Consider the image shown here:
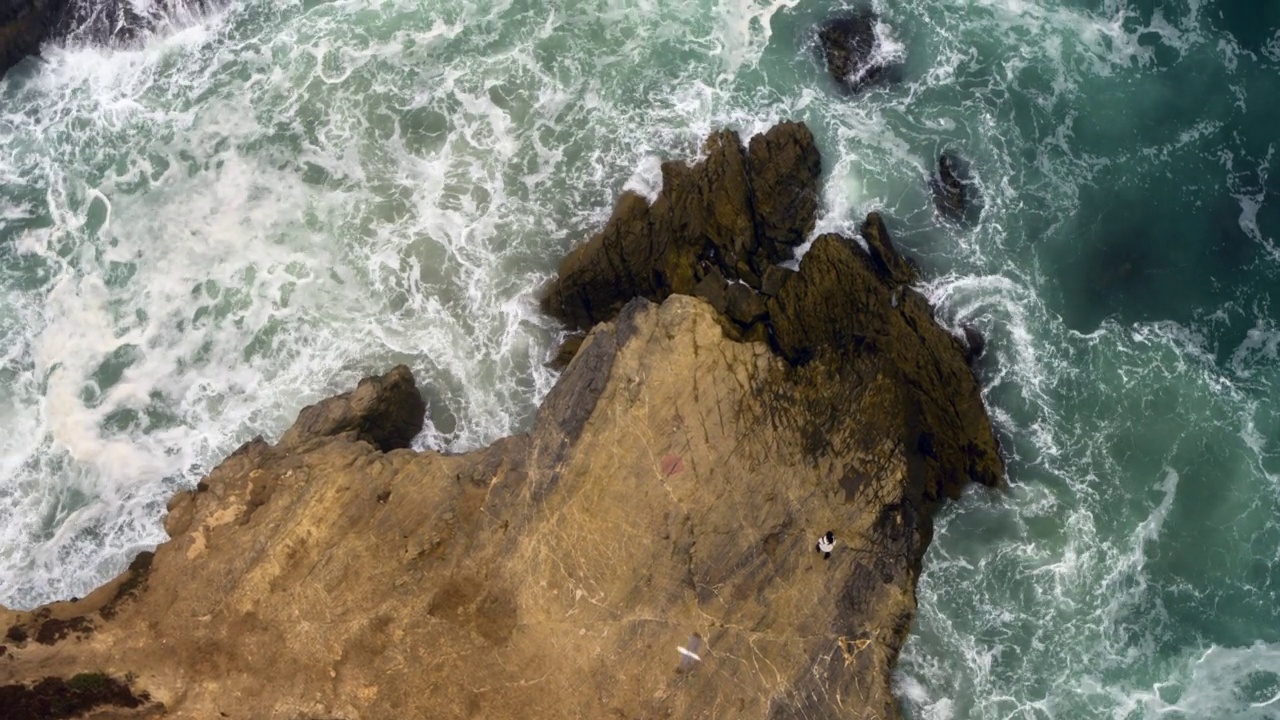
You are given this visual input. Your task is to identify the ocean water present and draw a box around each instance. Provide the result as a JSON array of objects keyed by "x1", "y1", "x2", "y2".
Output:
[{"x1": 1, "y1": 0, "x2": 1277, "y2": 717}]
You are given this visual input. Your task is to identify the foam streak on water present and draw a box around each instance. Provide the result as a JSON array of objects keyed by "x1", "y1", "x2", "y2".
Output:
[{"x1": 2, "y1": 1, "x2": 1279, "y2": 717}]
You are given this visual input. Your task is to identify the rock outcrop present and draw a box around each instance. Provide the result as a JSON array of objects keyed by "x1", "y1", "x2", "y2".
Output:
[
  {"x1": 1, "y1": 0, "x2": 209, "y2": 77},
  {"x1": 0, "y1": 123, "x2": 1003, "y2": 719},
  {"x1": 817, "y1": 9, "x2": 904, "y2": 95},
  {"x1": 541, "y1": 121, "x2": 821, "y2": 333},
  {"x1": 0, "y1": 0, "x2": 65, "y2": 76},
  {"x1": 929, "y1": 151, "x2": 982, "y2": 225}
]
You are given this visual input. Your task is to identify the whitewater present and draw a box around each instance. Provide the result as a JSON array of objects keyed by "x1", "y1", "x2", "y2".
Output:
[{"x1": 1, "y1": 0, "x2": 1278, "y2": 717}]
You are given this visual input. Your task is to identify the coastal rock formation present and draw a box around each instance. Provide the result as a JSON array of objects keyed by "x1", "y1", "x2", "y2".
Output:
[
  {"x1": 0, "y1": 123, "x2": 1003, "y2": 719},
  {"x1": 0, "y1": 0, "x2": 208, "y2": 77},
  {"x1": 0, "y1": 0, "x2": 65, "y2": 75},
  {"x1": 929, "y1": 151, "x2": 982, "y2": 225},
  {"x1": 817, "y1": 9, "x2": 904, "y2": 95},
  {"x1": 540, "y1": 121, "x2": 821, "y2": 332}
]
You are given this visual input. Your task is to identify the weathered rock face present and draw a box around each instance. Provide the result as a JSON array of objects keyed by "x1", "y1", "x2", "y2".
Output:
[
  {"x1": 0, "y1": 123, "x2": 1003, "y2": 719},
  {"x1": 817, "y1": 9, "x2": 904, "y2": 95}
]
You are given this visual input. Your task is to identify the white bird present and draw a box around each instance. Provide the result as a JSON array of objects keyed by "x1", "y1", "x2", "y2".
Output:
[{"x1": 816, "y1": 530, "x2": 835, "y2": 559}]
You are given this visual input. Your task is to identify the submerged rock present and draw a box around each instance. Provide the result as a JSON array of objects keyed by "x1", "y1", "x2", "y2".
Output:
[
  {"x1": 930, "y1": 150, "x2": 983, "y2": 225},
  {"x1": 817, "y1": 8, "x2": 904, "y2": 94},
  {"x1": 1, "y1": 124, "x2": 1003, "y2": 719}
]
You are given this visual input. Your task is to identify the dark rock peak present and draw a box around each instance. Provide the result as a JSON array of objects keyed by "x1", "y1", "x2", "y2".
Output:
[
  {"x1": 860, "y1": 212, "x2": 917, "y2": 287},
  {"x1": 540, "y1": 121, "x2": 821, "y2": 332},
  {"x1": 962, "y1": 324, "x2": 986, "y2": 364},
  {"x1": 817, "y1": 8, "x2": 905, "y2": 95}
]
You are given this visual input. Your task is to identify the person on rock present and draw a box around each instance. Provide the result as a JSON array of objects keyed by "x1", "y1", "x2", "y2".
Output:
[{"x1": 815, "y1": 530, "x2": 835, "y2": 559}]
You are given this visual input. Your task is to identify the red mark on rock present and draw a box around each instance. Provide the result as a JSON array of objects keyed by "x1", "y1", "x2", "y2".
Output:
[{"x1": 661, "y1": 454, "x2": 685, "y2": 477}]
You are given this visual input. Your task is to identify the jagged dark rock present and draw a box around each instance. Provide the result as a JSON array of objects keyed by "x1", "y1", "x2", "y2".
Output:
[
  {"x1": 278, "y1": 364, "x2": 426, "y2": 452},
  {"x1": 760, "y1": 263, "x2": 795, "y2": 297},
  {"x1": 930, "y1": 150, "x2": 983, "y2": 224},
  {"x1": 747, "y1": 123, "x2": 822, "y2": 251},
  {"x1": 962, "y1": 325, "x2": 986, "y2": 364},
  {"x1": 817, "y1": 8, "x2": 904, "y2": 94},
  {"x1": 540, "y1": 122, "x2": 821, "y2": 331},
  {"x1": 0, "y1": 0, "x2": 65, "y2": 76},
  {"x1": 860, "y1": 211, "x2": 917, "y2": 286},
  {"x1": 725, "y1": 282, "x2": 767, "y2": 326}
]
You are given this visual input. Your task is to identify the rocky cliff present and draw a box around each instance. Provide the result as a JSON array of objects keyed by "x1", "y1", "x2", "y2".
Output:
[{"x1": 0, "y1": 123, "x2": 1002, "y2": 719}]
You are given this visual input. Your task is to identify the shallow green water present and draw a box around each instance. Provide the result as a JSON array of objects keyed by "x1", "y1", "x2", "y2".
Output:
[{"x1": 1, "y1": 0, "x2": 1278, "y2": 716}]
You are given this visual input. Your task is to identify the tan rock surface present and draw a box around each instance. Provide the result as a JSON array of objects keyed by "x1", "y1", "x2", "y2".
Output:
[
  {"x1": 0, "y1": 123, "x2": 1003, "y2": 719},
  {"x1": 0, "y1": 293, "x2": 989, "y2": 720}
]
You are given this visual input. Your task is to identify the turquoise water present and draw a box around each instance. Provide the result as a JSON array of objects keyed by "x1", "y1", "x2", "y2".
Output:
[{"x1": 1, "y1": 0, "x2": 1277, "y2": 717}]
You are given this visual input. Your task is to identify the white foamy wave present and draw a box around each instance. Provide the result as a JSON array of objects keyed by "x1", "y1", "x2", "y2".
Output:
[
  {"x1": 1114, "y1": 642, "x2": 1280, "y2": 719},
  {"x1": 714, "y1": 0, "x2": 801, "y2": 81}
]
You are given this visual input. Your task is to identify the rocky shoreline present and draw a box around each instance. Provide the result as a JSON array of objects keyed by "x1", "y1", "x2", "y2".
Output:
[
  {"x1": 0, "y1": 0, "x2": 211, "y2": 76},
  {"x1": 0, "y1": 122, "x2": 1001, "y2": 719}
]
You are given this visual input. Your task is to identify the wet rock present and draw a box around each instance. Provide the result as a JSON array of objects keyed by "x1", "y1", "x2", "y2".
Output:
[
  {"x1": 860, "y1": 212, "x2": 917, "y2": 286},
  {"x1": 541, "y1": 123, "x2": 821, "y2": 331},
  {"x1": 930, "y1": 151, "x2": 982, "y2": 224},
  {"x1": 760, "y1": 263, "x2": 795, "y2": 297},
  {"x1": 0, "y1": 0, "x2": 65, "y2": 76},
  {"x1": 962, "y1": 325, "x2": 986, "y2": 364},
  {"x1": 278, "y1": 364, "x2": 426, "y2": 452},
  {"x1": 817, "y1": 8, "x2": 904, "y2": 94},
  {"x1": 1, "y1": 0, "x2": 215, "y2": 78},
  {"x1": 747, "y1": 122, "x2": 822, "y2": 252},
  {"x1": 766, "y1": 232, "x2": 1004, "y2": 492}
]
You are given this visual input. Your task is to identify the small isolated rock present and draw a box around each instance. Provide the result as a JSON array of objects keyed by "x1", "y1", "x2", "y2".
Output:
[
  {"x1": 930, "y1": 151, "x2": 982, "y2": 225},
  {"x1": 817, "y1": 8, "x2": 904, "y2": 94},
  {"x1": 962, "y1": 325, "x2": 986, "y2": 364}
]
